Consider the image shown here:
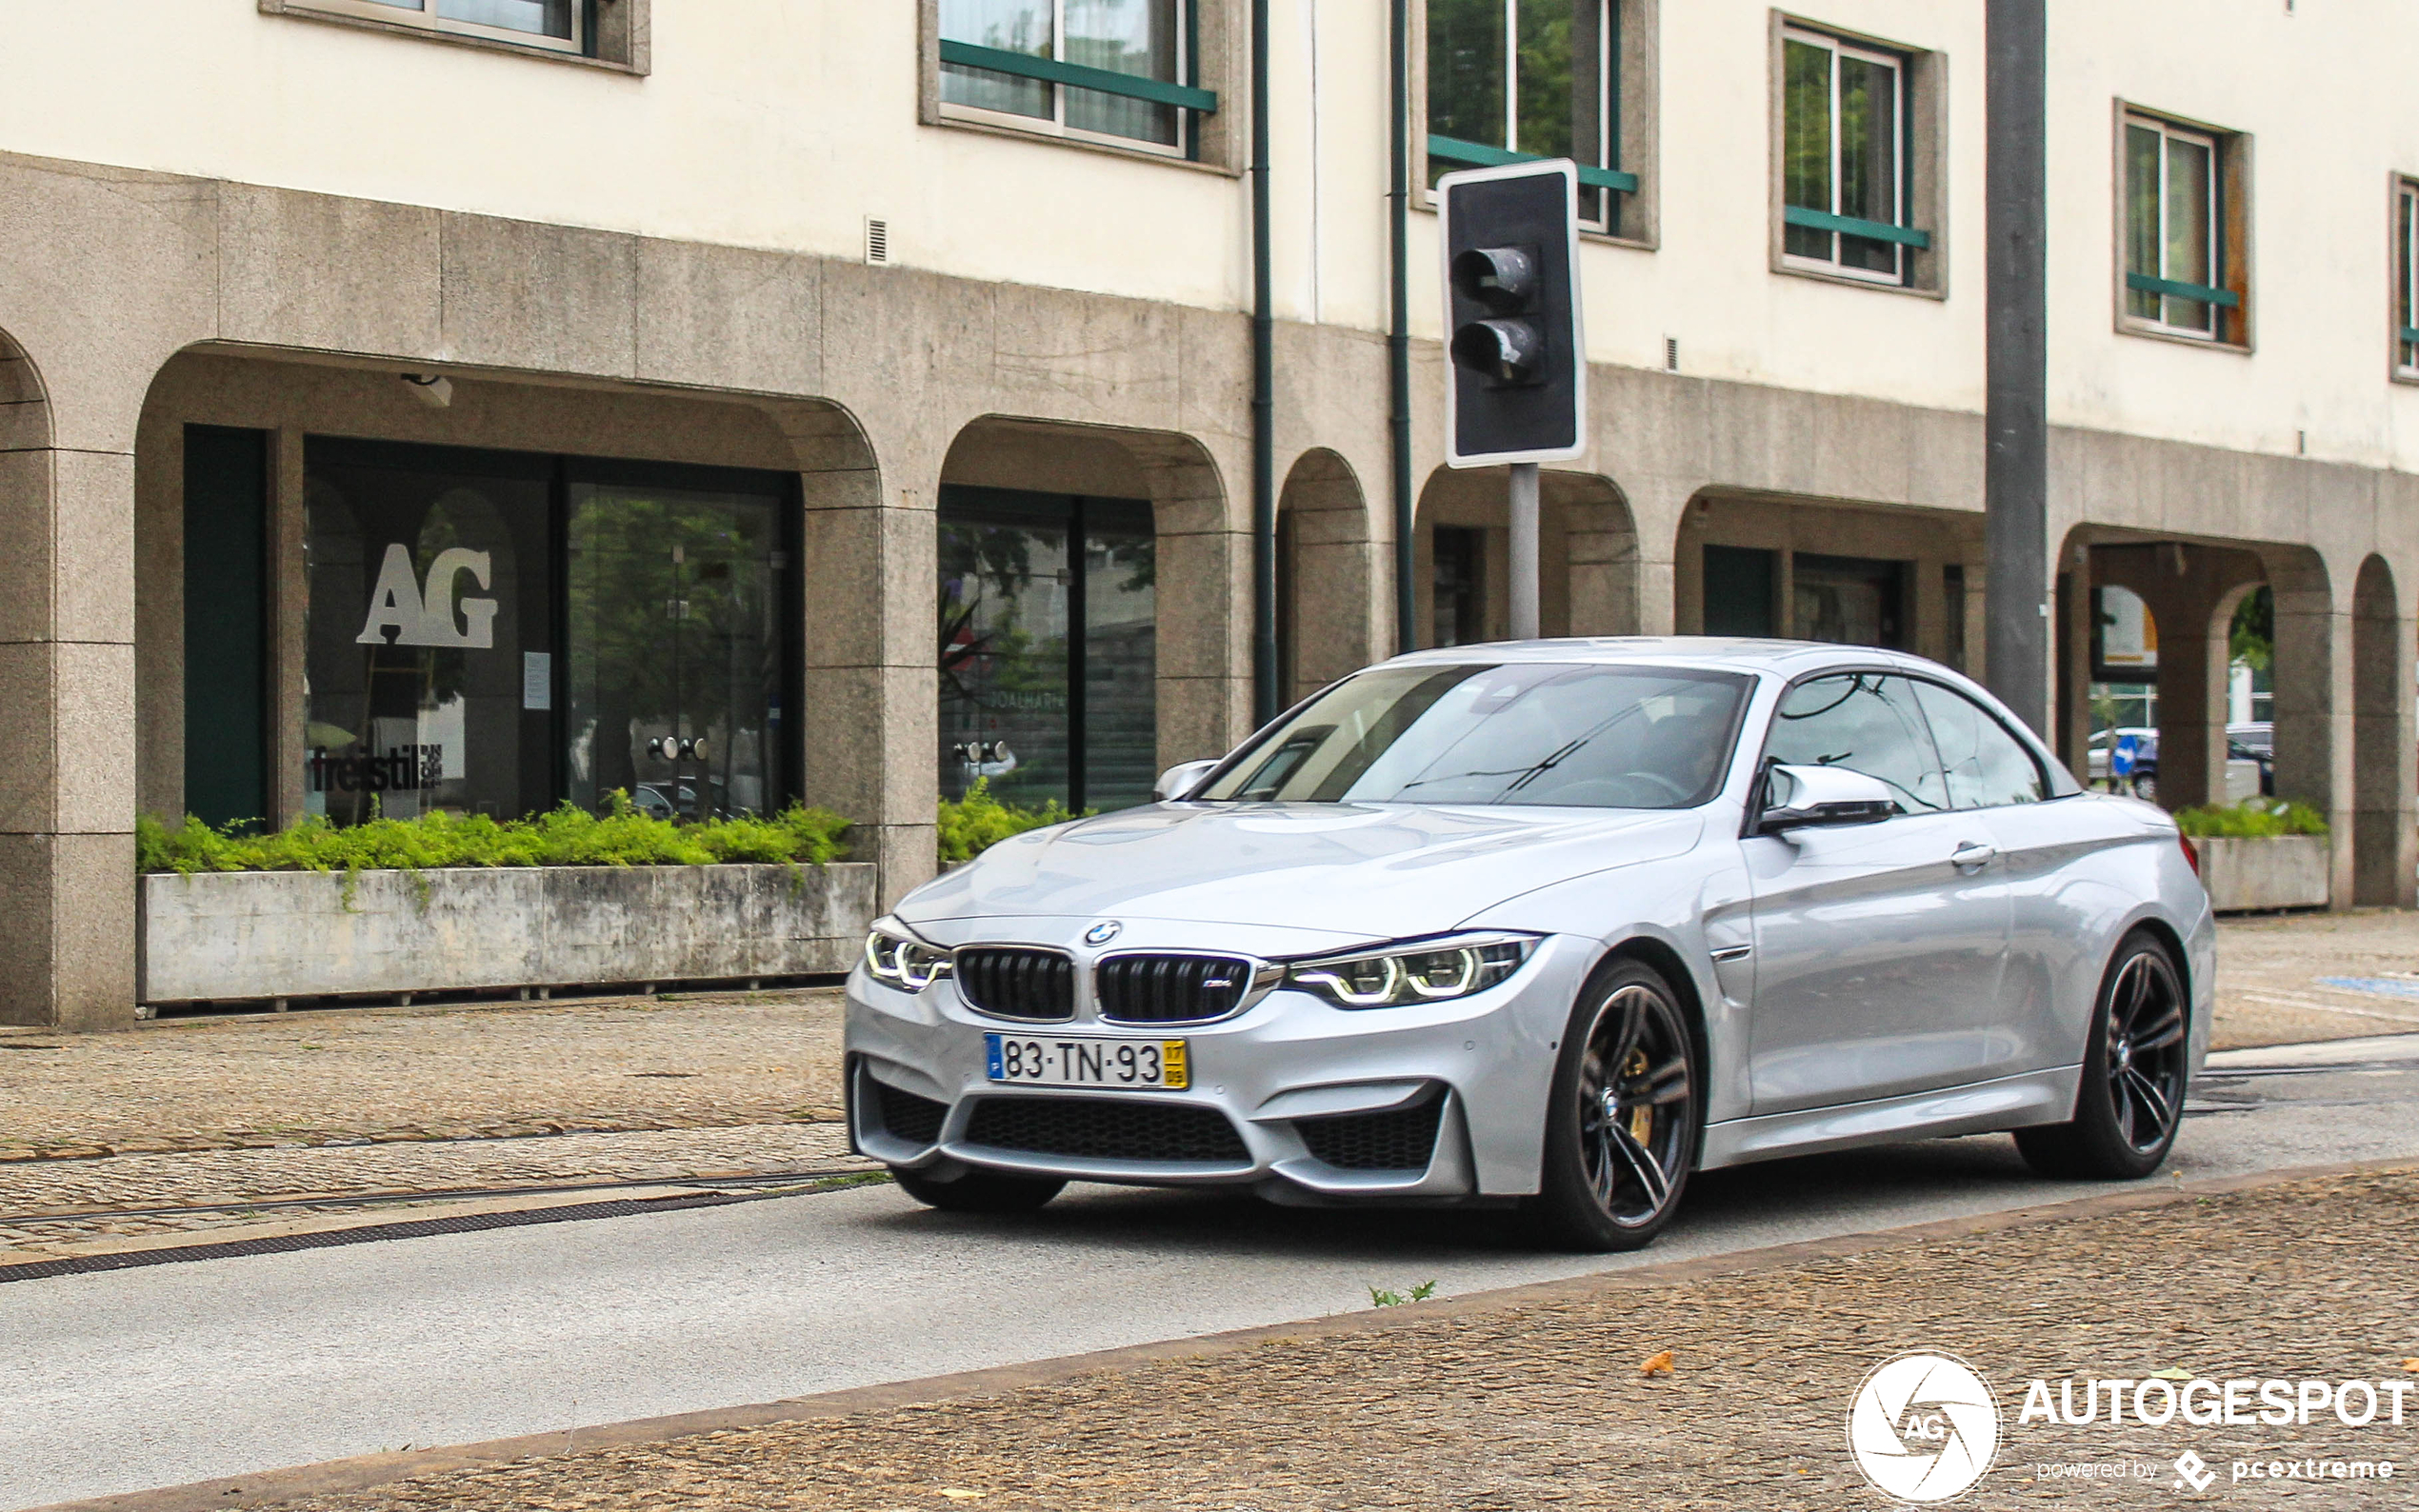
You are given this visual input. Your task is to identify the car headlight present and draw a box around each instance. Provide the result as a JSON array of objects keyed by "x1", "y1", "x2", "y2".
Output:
[
  {"x1": 864, "y1": 923, "x2": 952, "y2": 991},
  {"x1": 1287, "y1": 933, "x2": 1537, "y2": 1009}
]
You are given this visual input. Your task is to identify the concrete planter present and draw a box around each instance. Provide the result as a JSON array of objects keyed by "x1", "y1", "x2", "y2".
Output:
[
  {"x1": 137, "y1": 863, "x2": 877, "y2": 1005},
  {"x1": 2196, "y1": 835, "x2": 2332, "y2": 913}
]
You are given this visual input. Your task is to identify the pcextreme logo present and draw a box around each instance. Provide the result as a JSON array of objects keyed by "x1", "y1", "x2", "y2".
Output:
[{"x1": 1847, "y1": 1351, "x2": 2002, "y2": 1503}]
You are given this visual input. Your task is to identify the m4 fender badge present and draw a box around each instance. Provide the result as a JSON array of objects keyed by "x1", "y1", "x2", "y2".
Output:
[{"x1": 1084, "y1": 921, "x2": 1122, "y2": 945}]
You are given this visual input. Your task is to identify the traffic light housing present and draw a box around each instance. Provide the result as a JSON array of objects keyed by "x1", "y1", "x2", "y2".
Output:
[{"x1": 1438, "y1": 159, "x2": 1587, "y2": 467}]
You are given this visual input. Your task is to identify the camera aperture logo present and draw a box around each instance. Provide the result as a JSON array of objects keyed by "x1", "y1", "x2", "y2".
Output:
[{"x1": 1848, "y1": 1351, "x2": 2002, "y2": 1503}]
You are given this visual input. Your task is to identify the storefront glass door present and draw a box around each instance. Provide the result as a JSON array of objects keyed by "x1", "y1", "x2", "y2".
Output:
[
  {"x1": 938, "y1": 487, "x2": 1155, "y2": 812},
  {"x1": 565, "y1": 468, "x2": 790, "y2": 819}
]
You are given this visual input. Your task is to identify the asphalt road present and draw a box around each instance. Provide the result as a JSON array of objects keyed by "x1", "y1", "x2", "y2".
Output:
[{"x1": 8, "y1": 1036, "x2": 2419, "y2": 1511}]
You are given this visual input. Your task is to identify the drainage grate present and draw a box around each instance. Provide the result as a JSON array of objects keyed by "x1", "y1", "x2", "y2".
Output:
[{"x1": 0, "y1": 1187, "x2": 802, "y2": 1287}]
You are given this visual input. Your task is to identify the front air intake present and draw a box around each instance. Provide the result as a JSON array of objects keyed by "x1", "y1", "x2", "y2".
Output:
[
  {"x1": 1095, "y1": 953, "x2": 1259, "y2": 1024},
  {"x1": 952, "y1": 947, "x2": 1076, "y2": 1021}
]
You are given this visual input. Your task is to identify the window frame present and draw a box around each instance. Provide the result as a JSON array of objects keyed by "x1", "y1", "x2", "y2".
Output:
[
  {"x1": 1777, "y1": 26, "x2": 1912, "y2": 287},
  {"x1": 932, "y1": 0, "x2": 1205, "y2": 163},
  {"x1": 2393, "y1": 175, "x2": 2419, "y2": 382},
  {"x1": 1905, "y1": 675, "x2": 2049, "y2": 812},
  {"x1": 1414, "y1": 0, "x2": 1659, "y2": 248},
  {"x1": 1765, "y1": 13, "x2": 1943, "y2": 298},
  {"x1": 1745, "y1": 667, "x2": 2060, "y2": 834},
  {"x1": 2112, "y1": 103, "x2": 2251, "y2": 350},
  {"x1": 271, "y1": 0, "x2": 585, "y2": 56}
]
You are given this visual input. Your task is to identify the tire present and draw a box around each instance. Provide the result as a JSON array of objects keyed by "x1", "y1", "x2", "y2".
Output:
[
  {"x1": 2016, "y1": 929, "x2": 2189, "y2": 1180},
  {"x1": 1525, "y1": 958, "x2": 1702, "y2": 1252},
  {"x1": 891, "y1": 1164, "x2": 1067, "y2": 1213},
  {"x1": 2129, "y1": 772, "x2": 2157, "y2": 803}
]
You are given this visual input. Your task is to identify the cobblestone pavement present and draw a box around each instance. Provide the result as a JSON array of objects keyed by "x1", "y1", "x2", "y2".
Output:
[
  {"x1": 0, "y1": 1123, "x2": 871, "y2": 1252},
  {"x1": 260, "y1": 1166, "x2": 2416, "y2": 1512},
  {"x1": 2210, "y1": 909, "x2": 2419, "y2": 1049},
  {"x1": 0, "y1": 988, "x2": 847, "y2": 1161}
]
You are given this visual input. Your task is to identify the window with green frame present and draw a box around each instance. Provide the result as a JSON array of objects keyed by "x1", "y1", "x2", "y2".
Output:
[
  {"x1": 939, "y1": 0, "x2": 1209, "y2": 157},
  {"x1": 1780, "y1": 28, "x2": 1927, "y2": 286},
  {"x1": 2122, "y1": 112, "x2": 2241, "y2": 342},
  {"x1": 1427, "y1": 0, "x2": 1632, "y2": 231},
  {"x1": 2396, "y1": 179, "x2": 2419, "y2": 375}
]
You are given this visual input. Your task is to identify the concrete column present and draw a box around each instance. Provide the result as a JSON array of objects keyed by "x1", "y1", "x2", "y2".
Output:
[
  {"x1": 2269, "y1": 562, "x2": 2353, "y2": 908},
  {"x1": 774, "y1": 403, "x2": 935, "y2": 911},
  {"x1": 2349, "y1": 560, "x2": 2416, "y2": 907},
  {"x1": 1625, "y1": 478, "x2": 1697, "y2": 638},
  {"x1": 0, "y1": 346, "x2": 136, "y2": 1029},
  {"x1": 1148, "y1": 443, "x2": 1249, "y2": 767},
  {"x1": 269, "y1": 427, "x2": 309, "y2": 828}
]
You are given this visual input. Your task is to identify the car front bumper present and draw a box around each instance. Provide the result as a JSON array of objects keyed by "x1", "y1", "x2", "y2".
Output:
[{"x1": 843, "y1": 928, "x2": 1602, "y2": 1204}]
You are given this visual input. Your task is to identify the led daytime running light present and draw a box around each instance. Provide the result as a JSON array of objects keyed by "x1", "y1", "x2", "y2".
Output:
[
  {"x1": 1289, "y1": 934, "x2": 1534, "y2": 1009},
  {"x1": 864, "y1": 925, "x2": 951, "y2": 991}
]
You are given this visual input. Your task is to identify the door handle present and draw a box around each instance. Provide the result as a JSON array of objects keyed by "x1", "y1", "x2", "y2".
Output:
[{"x1": 1949, "y1": 841, "x2": 1997, "y2": 870}]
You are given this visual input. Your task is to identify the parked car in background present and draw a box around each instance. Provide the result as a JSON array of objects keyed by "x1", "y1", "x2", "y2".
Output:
[
  {"x1": 2087, "y1": 724, "x2": 2268, "y2": 804},
  {"x1": 850, "y1": 640, "x2": 2213, "y2": 1253}
]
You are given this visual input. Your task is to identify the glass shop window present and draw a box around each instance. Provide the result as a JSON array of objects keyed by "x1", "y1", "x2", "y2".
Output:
[{"x1": 302, "y1": 438, "x2": 795, "y2": 826}]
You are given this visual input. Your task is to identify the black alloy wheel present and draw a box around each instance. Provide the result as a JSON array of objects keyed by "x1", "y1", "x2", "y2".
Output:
[
  {"x1": 2017, "y1": 929, "x2": 2189, "y2": 1180},
  {"x1": 892, "y1": 1164, "x2": 1067, "y2": 1214},
  {"x1": 1529, "y1": 959, "x2": 1701, "y2": 1251}
]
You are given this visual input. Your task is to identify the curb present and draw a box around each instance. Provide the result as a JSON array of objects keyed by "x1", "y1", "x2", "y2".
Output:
[{"x1": 27, "y1": 1151, "x2": 2418, "y2": 1512}]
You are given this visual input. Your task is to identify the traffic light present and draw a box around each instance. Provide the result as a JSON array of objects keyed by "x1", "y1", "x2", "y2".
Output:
[{"x1": 1437, "y1": 159, "x2": 1587, "y2": 467}]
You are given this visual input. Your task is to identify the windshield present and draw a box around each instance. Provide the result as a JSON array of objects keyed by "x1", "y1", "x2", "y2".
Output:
[{"x1": 1194, "y1": 663, "x2": 1751, "y2": 808}]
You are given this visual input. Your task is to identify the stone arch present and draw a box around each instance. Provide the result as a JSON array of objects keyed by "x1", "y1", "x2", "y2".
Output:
[
  {"x1": 1411, "y1": 465, "x2": 1637, "y2": 646},
  {"x1": 2351, "y1": 554, "x2": 2413, "y2": 905},
  {"x1": 935, "y1": 415, "x2": 1235, "y2": 809},
  {"x1": 1274, "y1": 448, "x2": 1377, "y2": 703}
]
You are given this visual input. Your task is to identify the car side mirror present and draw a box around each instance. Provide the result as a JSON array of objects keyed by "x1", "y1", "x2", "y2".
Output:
[
  {"x1": 1153, "y1": 759, "x2": 1221, "y2": 803},
  {"x1": 1758, "y1": 763, "x2": 1898, "y2": 833}
]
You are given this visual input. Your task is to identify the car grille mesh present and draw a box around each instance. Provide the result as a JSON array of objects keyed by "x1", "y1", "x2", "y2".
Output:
[
  {"x1": 953, "y1": 947, "x2": 1075, "y2": 1021},
  {"x1": 965, "y1": 1097, "x2": 1250, "y2": 1164},
  {"x1": 872, "y1": 1080, "x2": 948, "y2": 1146},
  {"x1": 1294, "y1": 1095, "x2": 1446, "y2": 1172},
  {"x1": 1095, "y1": 954, "x2": 1257, "y2": 1024}
]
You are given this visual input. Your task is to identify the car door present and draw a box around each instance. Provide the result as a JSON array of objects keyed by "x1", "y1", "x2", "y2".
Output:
[
  {"x1": 1908, "y1": 677, "x2": 2093, "y2": 1081},
  {"x1": 1745, "y1": 672, "x2": 2012, "y2": 1115}
]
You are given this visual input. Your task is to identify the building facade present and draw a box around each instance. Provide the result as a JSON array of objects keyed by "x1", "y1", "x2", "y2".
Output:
[{"x1": 1, "y1": 0, "x2": 2410, "y2": 1030}]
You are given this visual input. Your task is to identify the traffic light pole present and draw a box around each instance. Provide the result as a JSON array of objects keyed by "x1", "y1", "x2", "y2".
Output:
[{"x1": 1509, "y1": 462, "x2": 1540, "y2": 639}]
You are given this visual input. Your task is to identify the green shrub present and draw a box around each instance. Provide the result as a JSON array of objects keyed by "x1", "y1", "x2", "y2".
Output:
[
  {"x1": 938, "y1": 779, "x2": 1077, "y2": 865},
  {"x1": 136, "y1": 795, "x2": 851, "y2": 877},
  {"x1": 2172, "y1": 798, "x2": 2329, "y2": 839}
]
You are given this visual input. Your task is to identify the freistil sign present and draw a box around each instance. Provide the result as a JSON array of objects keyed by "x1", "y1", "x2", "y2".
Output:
[{"x1": 355, "y1": 543, "x2": 500, "y2": 649}]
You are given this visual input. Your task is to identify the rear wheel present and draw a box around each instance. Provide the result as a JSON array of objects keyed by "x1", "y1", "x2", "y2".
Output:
[
  {"x1": 2016, "y1": 930, "x2": 2189, "y2": 1179},
  {"x1": 1526, "y1": 959, "x2": 1701, "y2": 1251},
  {"x1": 891, "y1": 1165, "x2": 1067, "y2": 1213}
]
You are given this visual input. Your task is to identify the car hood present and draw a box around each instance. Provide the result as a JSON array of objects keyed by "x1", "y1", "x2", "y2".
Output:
[{"x1": 896, "y1": 803, "x2": 1705, "y2": 945}]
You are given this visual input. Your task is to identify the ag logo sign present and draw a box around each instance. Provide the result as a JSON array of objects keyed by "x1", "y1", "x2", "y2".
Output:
[
  {"x1": 1847, "y1": 1351, "x2": 2000, "y2": 1503},
  {"x1": 356, "y1": 543, "x2": 499, "y2": 649}
]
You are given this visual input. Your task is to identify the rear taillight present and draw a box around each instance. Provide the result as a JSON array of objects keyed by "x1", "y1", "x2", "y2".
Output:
[{"x1": 2178, "y1": 833, "x2": 2201, "y2": 877}]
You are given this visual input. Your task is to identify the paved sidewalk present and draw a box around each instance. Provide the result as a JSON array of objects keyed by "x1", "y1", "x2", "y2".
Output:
[
  {"x1": 2208, "y1": 909, "x2": 2419, "y2": 1049},
  {"x1": 170, "y1": 1164, "x2": 2416, "y2": 1512},
  {"x1": 0, "y1": 988, "x2": 847, "y2": 1161}
]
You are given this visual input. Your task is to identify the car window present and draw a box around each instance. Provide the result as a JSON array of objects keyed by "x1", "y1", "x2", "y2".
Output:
[
  {"x1": 1910, "y1": 680, "x2": 2046, "y2": 809},
  {"x1": 1761, "y1": 673, "x2": 1947, "y2": 815},
  {"x1": 1193, "y1": 662, "x2": 1751, "y2": 808}
]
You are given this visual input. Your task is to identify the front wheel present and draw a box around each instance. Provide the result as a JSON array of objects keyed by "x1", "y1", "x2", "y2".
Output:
[
  {"x1": 1526, "y1": 959, "x2": 1701, "y2": 1252},
  {"x1": 891, "y1": 1164, "x2": 1067, "y2": 1213},
  {"x1": 2016, "y1": 929, "x2": 2189, "y2": 1180}
]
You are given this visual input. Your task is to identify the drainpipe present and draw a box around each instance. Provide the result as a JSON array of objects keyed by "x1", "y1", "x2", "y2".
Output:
[
  {"x1": 1249, "y1": 0, "x2": 1278, "y2": 726},
  {"x1": 1388, "y1": 0, "x2": 1415, "y2": 654}
]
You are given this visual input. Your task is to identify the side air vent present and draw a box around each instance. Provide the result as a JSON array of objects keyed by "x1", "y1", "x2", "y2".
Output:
[
  {"x1": 872, "y1": 1080, "x2": 948, "y2": 1146},
  {"x1": 1294, "y1": 1094, "x2": 1446, "y2": 1172},
  {"x1": 952, "y1": 947, "x2": 1076, "y2": 1022}
]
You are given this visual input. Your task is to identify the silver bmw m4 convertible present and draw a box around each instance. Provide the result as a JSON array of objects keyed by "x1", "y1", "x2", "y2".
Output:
[{"x1": 847, "y1": 638, "x2": 2212, "y2": 1250}]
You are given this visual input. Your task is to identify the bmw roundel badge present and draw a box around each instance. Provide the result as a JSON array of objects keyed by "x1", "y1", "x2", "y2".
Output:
[{"x1": 1084, "y1": 921, "x2": 1123, "y2": 945}]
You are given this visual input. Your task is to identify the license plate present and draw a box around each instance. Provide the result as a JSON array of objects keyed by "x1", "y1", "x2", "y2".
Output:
[{"x1": 985, "y1": 1033, "x2": 1190, "y2": 1090}]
